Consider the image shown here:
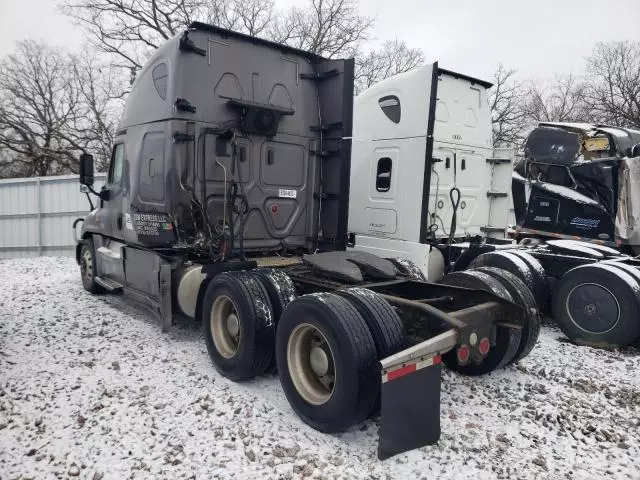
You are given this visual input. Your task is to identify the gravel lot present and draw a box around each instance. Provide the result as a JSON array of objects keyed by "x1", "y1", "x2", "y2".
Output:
[{"x1": 1, "y1": 256, "x2": 639, "y2": 480}]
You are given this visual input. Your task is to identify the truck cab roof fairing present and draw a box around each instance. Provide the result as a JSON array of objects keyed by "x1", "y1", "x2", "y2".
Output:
[
  {"x1": 117, "y1": 23, "x2": 343, "y2": 132},
  {"x1": 437, "y1": 68, "x2": 493, "y2": 90},
  {"x1": 187, "y1": 22, "x2": 329, "y2": 62}
]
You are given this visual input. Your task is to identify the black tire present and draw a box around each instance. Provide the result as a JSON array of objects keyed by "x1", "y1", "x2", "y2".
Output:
[
  {"x1": 275, "y1": 293, "x2": 379, "y2": 433},
  {"x1": 505, "y1": 249, "x2": 550, "y2": 311},
  {"x1": 437, "y1": 271, "x2": 521, "y2": 375},
  {"x1": 600, "y1": 260, "x2": 640, "y2": 285},
  {"x1": 251, "y1": 268, "x2": 298, "y2": 372},
  {"x1": 79, "y1": 237, "x2": 104, "y2": 294},
  {"x1": 468, "y1": 251, "x2": 541, "y2": 305},
  {"x1": 334, "y1": 287, "x2": 407, "y2": 416},
  {"x1": 551, "y1": 264, "x2": 640, "y2": 348},
  {"x1": 472, "y1": 266, "x2": 541, "y2": 364},
  {"x1": 202, "y1": 271, "x2": 275, "y2": 381},
  {"x1": 387, "y1": 257, "x2": 427, "y2": 281},
  {"x1": 334, "y1": 287, "x2": 407, "y2": 359},
  {"x1": 252, "y1": 268, "x2": 298, "y2": 323}
]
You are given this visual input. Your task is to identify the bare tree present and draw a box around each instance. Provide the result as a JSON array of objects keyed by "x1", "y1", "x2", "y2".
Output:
[
  {"x1": 0, "y1": 40, "x2": 122, "y2": 178},
  {"x1": 61, "y1": 0, "x2": 422, "y2": 98},
  {"x1": 489, "y1": 63, "x2": 527, "y2": 148},
  {"x1": 0, "y1": 40, "x2": 81, "y2": 177},
  {"x1": 224, "y1": 0, "x2": 274, "y2": 36},
  {"x1": 584, "y1": 40, "x2": 640, "y2": 128},
  {"x1": 60, "y1": 0, "x2": 211, "y2": 69},
  {"x1": 69, "y1": 51, "x2": 127, "y2": 172},
  {"x1": 268, "y1": 0, "x2": 374, "y2": 58},
  {"x1": 354, "y1": 39, "x2": 424, "y2": 94},
  {"x1": 521, "y1": 74, "x2": 589, "y2": 124},
  {"x1": 61, "y1": 0, "x2": 372, "y2": 69}
]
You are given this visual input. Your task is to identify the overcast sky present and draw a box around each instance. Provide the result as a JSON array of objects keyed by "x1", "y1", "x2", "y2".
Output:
[{"x1": 1, "y1": 0, "x2": 639, "y2": 82}]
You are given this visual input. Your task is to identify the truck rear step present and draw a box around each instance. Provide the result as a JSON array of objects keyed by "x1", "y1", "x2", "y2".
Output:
[{"x1": 94, "y1": 276, "x2": 123, "y2": 293}]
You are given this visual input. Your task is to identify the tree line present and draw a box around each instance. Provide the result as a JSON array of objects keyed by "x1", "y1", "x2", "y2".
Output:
[
  {"x1": 491, "y1": 41, "x2": 640, "y2": 148},
  {"x1": 0, "y1": 0, "x2": 638, "y2": 178}
]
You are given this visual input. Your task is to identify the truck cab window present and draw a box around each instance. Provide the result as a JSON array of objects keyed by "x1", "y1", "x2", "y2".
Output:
[
  {"x1": 152, "y1": 62, "x2": 168, "y2": 100},
  {"x1": 376, "y1": 157, "x2": 392, "y2": 192},
  {"x1": 109, "y1": 144, "x2": 125, "y2": 185},
  {"x1": 378, "y1": 95, "x2": 401, "y2": 124}
]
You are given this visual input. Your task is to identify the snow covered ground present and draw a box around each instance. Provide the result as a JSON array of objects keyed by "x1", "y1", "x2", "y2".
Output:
[{"x1": 0, "y1": 257, "x2": 638, "y2": 480}]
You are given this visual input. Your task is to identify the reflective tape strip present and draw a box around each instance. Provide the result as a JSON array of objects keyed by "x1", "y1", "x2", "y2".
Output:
[{"x1": 381, "y1": 355, "x2": 442, "y2": 383}]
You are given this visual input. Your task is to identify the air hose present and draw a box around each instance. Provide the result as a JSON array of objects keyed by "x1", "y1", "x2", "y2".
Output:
[{"x1": 447, "y1": 186, "x2": 461, "y2": 246}]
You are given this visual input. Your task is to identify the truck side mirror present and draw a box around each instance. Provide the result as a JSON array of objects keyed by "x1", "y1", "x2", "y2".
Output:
[{"x1": 79, "y1": 153, "x2": 95, "y2": 186}]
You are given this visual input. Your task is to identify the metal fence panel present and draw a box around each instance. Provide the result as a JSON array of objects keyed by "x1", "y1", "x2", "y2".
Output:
[{"x1": 0, "y1": 174, "x2": 106, "y2": 259}]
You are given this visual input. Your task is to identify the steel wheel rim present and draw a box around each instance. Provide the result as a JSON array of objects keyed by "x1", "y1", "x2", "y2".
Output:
[
  {"x1": 287, "y1": 323, "x2": 335, "y2": 406},
  {"x1": 81, "y1": 248, "x2": 93, "y2": 283},
  {"x1": 566, "y1": 282, "x2": 620, "y2": 334},
  {"x1": 211, "y1": 295, "x2": 241, "y2": 358}
]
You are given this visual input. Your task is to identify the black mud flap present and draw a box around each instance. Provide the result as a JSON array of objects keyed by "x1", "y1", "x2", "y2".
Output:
[{"x1": 377, "y1": 355, "x2": 442, "y2": 460}]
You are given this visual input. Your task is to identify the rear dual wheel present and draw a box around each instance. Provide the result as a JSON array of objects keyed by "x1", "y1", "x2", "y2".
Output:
[
  {"x1": 468, "y1": 250, "x2": 549, "y2": 312},
  {"x1": 203, "y1": 271, "x2": 406, "y2": 433},
  {"x1": 437, "y1": 270, "x2": 522, "y2": 375},
  {"x1": 472, "y1": 266, "x2": 541, "y2": 363},
  {"x1": 203, "y1": 271, "x2": 276, "y2": 381},
  {"x1": 276, "y1": 288, "x2": 406, "y2": 432},
  {"x1": 202, "y1": 268, "x2": 299, "y2": 379},
  {"x1": 276, "y1": 292, "x2": 380, "y2": 433},
  {"x1": 552, "y1": 263, "x2": 640, "y2": 348}
]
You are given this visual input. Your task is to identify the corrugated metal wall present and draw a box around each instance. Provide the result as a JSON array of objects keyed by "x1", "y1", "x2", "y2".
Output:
[{"x1": 0, "y1": 174, "x2": 106, "y2": 259}]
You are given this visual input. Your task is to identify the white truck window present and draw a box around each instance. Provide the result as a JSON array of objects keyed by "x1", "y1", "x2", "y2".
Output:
[{"x1": 376, "y1": 157, "x2": 393, "y2": 192}]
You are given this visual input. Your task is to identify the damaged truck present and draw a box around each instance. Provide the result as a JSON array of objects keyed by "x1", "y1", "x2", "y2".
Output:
[
  {"x1": 73, "y1": 23, "x2": 541, "y2": 459},
  {"x1": 512, "y1": 121, "x2": 640, "y2": 255}
]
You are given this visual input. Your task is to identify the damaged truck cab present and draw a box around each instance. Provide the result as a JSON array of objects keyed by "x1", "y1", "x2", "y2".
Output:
[
  {"x1": 74, "y1": 23, "x2": 540, "y2": 459},
  {"x1": 513, "y1": 122, "x2": 640, "y2": 254}
]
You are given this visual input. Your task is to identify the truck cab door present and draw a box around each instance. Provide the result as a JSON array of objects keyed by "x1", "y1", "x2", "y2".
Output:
[
  {"x1": 94, "y1": 143, "x2": 127, "y2": 282},
  {"x1": 349, "y1": 63, "x2": 439, "y2": 245}
]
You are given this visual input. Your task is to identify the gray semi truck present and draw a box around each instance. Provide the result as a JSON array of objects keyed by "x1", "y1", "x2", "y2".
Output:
[{"x1": 73, "y1": 22, "x2": 540, "y2": 459}]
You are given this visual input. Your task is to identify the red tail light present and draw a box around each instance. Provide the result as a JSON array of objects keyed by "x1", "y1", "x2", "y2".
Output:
[
  {"x1": 478, "y1": 337, "x2": 490, "y2": 355},
  {"x1": 457, "y1": 344, "x2": 470, "y2": 363}
]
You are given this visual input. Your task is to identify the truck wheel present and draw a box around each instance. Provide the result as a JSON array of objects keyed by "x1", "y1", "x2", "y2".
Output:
[
  {"x1": 472, "y1": 266, "x2": 541, "y2": 364},
  {"x1": 387, "y1": 257, "x2": 427, "y2": 281},
  {"x1": 203, "y1": 272, "x2": 275, "y2": 381},
  {"x1": 275, "y1": 292, "x2": 378, "y2": 433},
  {"x1": 552, "y1": 264, "x2": 640, "y2": 348},
  {"x1": 334, "y1": 287, "x2": 407, "y2": 359},
  {"x1": 252, "y1": 268, "x2": 298, "y2": 372},
  {"x1": 468, "y1": 251, "x2": 542, "y2": 306},
  {"x1": 600, "y1": 260, "x2": 640, "y2": 285},
  {"x1": 504, "y1": 249, "x2": 549, "y2": 311},
  {"x1": 79, "y1": 238, "x2": 104, "y2": 294},
  {"x1": 437, "y1": 271, "x2": 521, "y2": 374},
  {"x1": 334, "y1": 287, "x2": 406, "y2": 415},
  {"x1": 252, "y1": 268, "x2": 298, "y2": 323}
]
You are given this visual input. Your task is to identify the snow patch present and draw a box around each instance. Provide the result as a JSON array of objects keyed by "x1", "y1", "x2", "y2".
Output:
[{"x1": 0, "y1": 257, "x2": 638, "y2": 479}]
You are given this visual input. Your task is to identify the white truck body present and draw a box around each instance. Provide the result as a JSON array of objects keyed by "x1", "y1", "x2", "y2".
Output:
[{"x1": 347, "y1": 63, "x2": 515, "y2": 280}]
